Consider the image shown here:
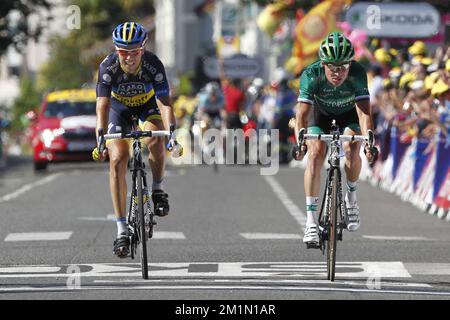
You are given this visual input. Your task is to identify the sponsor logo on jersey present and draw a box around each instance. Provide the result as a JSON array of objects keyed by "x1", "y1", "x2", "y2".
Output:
[
  {"x1": 112, "y1": 89, "x2": 155, "y2": 107},
  {"x1": 102, "y1": 74, "x2": 112, "y2": 84},
  {"x1": 142, "y1": 60, "x2": 158, "y2": 74},
  {"x1": 155, "y1": 73, "x2": 164, "y2": 83},
  {"x1": 107, "y1": 59, "x2": 119, "y2": 74},
  {"x1": 117, "y1": 82, "x2": 146, "y2": 96}
]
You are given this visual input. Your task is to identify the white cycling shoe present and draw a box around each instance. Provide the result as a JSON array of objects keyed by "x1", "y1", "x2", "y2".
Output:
[
  {"x1": 346, "y1": 201, "x2": 360, "y2": 232},
  {"x1": 303, "y1": 224, "x2": 319, "y2": 247}
]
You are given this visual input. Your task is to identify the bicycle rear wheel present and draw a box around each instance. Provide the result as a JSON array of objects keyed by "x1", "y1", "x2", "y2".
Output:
[
  {"x1": 327, "y1": 168, "x2": 339, "y2": 281},
  {"x1": 136, "y1": 170, "x2": 148, "y2": 279}
]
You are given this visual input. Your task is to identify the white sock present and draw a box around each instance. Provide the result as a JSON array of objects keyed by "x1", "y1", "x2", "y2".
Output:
[
  {"x1": 346, "y1": 179, "x2": 358, "y2": 203},
  {"x1": 116, "y1": 217, "x2": 128, "y2": 236},
  {"x1": 152, "y1": 178, "x2": 164, "y2": 191},
  {"x1": 306, "y1": 197, "x2": 319, "y2": 226}
]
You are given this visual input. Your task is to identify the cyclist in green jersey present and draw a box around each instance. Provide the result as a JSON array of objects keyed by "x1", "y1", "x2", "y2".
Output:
[{"x1": 292, "y1": 32, "x2": 378, "y2": 247}]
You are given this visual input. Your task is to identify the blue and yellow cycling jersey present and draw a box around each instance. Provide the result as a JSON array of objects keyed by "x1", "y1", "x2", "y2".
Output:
[{"x1": 96, "y1": 51, "x2": 170, "y2": 107}]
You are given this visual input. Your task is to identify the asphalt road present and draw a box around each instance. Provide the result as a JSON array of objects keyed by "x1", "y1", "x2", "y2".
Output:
[{"x1": 0, "y1": 156, "x2": 449, "y2": 304}]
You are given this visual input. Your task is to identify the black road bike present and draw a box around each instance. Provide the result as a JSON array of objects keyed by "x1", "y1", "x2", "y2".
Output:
[
  {"x1": 100, "y1": 116, "x2": 171, "y2": 279},
  {"x1": 297, "y1": 121, "x2": 374, "y2": 281}
]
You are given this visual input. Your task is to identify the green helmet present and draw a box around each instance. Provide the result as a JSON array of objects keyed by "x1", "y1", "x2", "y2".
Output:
[{"x1": 318, "y1": 32, "x2": 354, "y2": 63}]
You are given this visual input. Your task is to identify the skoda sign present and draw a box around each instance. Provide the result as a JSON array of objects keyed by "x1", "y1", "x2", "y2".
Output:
[{"x1": 346, "y1": 2, "x2": 440, "y2": 38}]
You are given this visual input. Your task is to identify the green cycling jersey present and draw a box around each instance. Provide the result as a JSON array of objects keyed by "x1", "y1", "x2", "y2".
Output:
[{"x1": 297, "y1": 60, "x2": 370, "y2": 115}]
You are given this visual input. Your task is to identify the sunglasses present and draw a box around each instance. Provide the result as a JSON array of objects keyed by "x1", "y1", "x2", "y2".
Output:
[
  {"x1": 324, "y1": 62, "x2": 350, "y2": 72},
  {"x1": 115, "y1": 46, "x2": 144, "y2": 57}
]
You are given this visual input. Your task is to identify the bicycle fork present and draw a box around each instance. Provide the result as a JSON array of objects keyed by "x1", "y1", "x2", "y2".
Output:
[{"x1": 318, "y1": 166, "x2": 347, "y2": 253}]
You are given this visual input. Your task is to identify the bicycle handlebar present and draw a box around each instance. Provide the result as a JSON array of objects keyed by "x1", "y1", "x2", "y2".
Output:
[
  {"x1": 298, "y1": 128, "x2": 374, "y2": 146},
  {"x1": 103, "y1": 130, "x2": 171, "y2": 140}
]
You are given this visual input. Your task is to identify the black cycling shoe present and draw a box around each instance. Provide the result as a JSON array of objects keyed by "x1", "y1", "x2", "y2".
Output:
[
  {"x1": 113, "y1": 233, "x2": 130, "y2": 258},
  {"x1": 152, "y1": 190, "x2": 169, "y2": 217}
]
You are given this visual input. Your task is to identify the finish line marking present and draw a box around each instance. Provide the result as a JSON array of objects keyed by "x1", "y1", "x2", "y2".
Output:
[{"x1": 0, "y1": 261, "x2": 410, "y2": 279}]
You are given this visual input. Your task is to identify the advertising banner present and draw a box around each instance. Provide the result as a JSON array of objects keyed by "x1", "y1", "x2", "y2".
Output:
[{"x1": 346, "y1": 2, "x2": 440, "y2": 38}]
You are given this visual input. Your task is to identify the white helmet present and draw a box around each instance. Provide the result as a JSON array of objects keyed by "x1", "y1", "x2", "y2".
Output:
[
  {"x1": 252, "y1": 77, "x2": 264, "y2": 88},
  {"x1": 205, "y1": 82, "x2": 220, "y2": 94}
]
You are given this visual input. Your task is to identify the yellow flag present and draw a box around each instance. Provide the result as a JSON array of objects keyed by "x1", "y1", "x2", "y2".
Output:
[
  {"x1": 294, "y1": 0, "x2": 349, "y2": 57},
  {"x1": 256, "y1": 2, "x2": 289, "y2": 37}
]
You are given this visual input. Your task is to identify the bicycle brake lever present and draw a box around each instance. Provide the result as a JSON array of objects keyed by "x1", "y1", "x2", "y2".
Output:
[
  {"x1": 97, "y1": 128, "x2": 105, "y2": 153},
  {"x1": 367, "y1": 130, "x2": 374, "y2": 148},
  {"x1": 298, "y1": 128, "x2": 306, "y2": 147}
]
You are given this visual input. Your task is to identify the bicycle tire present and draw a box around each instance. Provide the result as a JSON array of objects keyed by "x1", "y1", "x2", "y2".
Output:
[
  {"x1": 327, "y1": 168, "x2": 338, "y2": 281},
  {"x1": 137, "y1": 170, "x2": 149, "y2": 279}
]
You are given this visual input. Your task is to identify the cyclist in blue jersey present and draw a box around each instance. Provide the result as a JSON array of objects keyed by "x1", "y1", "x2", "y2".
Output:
[
  {"x1": 93, "y1": 22, "x2": 182, "y2": 257},
  {"x1": 197, "y1": 81, "x2": 225, "y2": 134},
  {"x1": 293, "y1": 32, "x2": 378, "y2": 247}
]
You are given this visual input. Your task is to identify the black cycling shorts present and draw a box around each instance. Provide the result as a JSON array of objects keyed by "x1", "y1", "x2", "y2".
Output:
[
  {"x1": 107, "y1": 98, "x2": 161, "y2": 134},
  {"x1": 308, "y1": 107, "x2": 360, "y2": 134}
]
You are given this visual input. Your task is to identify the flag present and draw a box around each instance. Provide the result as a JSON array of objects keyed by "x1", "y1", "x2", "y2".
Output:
[
  {"x1": 256, "y1": 2, "x2": 289, "y2": 37},
  {"x1": 288, "y1": 0, "x2": 351, "y2": 74}
]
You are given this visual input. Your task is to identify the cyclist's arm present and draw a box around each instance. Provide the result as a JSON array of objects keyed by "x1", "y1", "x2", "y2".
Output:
[
  {"x1": 96, "y1": 58, "x2": 113, "y2": 139},
  {"x1": 295, "y1": 68, "x2": 316, "y2": 141},
  {"x1": 355, "y1": 99, "x2": 373, "y2": 136},
  {"x1": 157, "y1": 96, "x2": 177, "y2": 130},
  {"x1": 96, "y1": 97, "x2": 110, "y2": 140},
  {"x1": 353, "y1": 64, "x2": 373, "y2": 136},
  {"x1": 294, "y1": 102, "x2": 311, "y2": 143}
]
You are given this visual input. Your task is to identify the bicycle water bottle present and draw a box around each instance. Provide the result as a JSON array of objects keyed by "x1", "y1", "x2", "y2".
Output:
[{"x1": 171, "y1": 142, "x2": 183, "y2": 158}]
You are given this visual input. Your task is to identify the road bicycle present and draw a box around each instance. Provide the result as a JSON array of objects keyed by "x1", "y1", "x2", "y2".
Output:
[
  {"x1": 100, "y1": 116, "x2": 171, "y2": 279},
  {"x1": 297, "y1": 121, "x2": 374, "y2": 281}
]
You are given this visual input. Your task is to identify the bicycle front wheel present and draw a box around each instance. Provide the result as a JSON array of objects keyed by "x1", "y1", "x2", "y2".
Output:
[
  {"x1": 136, "y1": 170, "x2": 148, "y2": 279},
  {"x1": 327, "y1": 168, "x2": 339, "y2": 282}
]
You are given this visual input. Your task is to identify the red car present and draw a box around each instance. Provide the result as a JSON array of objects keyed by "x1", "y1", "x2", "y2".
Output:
[{"x1": 31, "y1": 89, "x2": 97, "y2": 170}]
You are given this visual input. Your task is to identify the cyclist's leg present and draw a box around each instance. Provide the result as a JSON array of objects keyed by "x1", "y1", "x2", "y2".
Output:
[
  {"x1": 304, "y1": 131, "x2": 327, "y2": 223},
  {"x1": 108, "y1": 139, "x2": 130, "y2": 223},
  {"x1": 342, "y1": 126, "x2": 362, "y2": 190},
  {"x1": 142, "y1": 118, "x2": 165, "y2": 190},
  {"x1": 303, "y1": 109, "x2": 328, "y2": 245},
  {"x1": 108, "y1": 103, "x2": 132, "y2": 256},
  {"x1": 339, "y1": 109, "x2": 362, "y2": 231},
  {"x1": 305, "y1": 108, "x2": 330, "y2": 204},
  {"x1": 201, "y1": 112, "x2": 212, "y2": 134},
  {"x1": 108, "y1": 104, "x2": 132, "y2": 232},
  {"x1": 340, "y1": 109, "x2": 362, "y2": 202},
  {"x1": 140, "y1": 108, "x2": 169, "y2": 216}
]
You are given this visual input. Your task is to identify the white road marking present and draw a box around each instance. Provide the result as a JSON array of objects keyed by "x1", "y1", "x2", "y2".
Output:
[
  {"x1": 0, "y1": 261, "x2": 410, "y2": 278},
  {"x1": 0, "y1": 266, "x2": 61, "y2": 273},
  {"x1": 93, "y1": 278, "x2": 431, "y2": 288},
  {"x1": 78, "y1": 214, "x2": 116, "y2": 221},
  {"x1": 0, "y1": 173, "x2": 62, "y2": 203},
  {"x1": 4, "y1": 232, "x2": 73, "y2": 242},
  {"x1": 241, "y1": 233, "x2": 302, "y2": 240},
  {"x1": 405, "y1": 263, "x2": 450, "y2": 275},
  {"x1": 1, "y1": 285, "x2": 449, "y2": 296},
  {"x1": 363, "y1": 235, "x2": 438, "y2": 241},
  {"x1": 152, "y1": 232, "x2": 186, "y2": 239},
  {"x1": 263, "y1": 176, "x2": 307, "y2": 232}
]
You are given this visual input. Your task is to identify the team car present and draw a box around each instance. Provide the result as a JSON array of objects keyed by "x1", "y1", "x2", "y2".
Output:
[{"x1": 31, "y1": 88, "x2": 97, "y2": 170}]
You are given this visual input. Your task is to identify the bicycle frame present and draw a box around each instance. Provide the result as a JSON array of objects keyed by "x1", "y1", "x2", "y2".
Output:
[
  {"x1": 318, "y1": 127, "x2": 347, "y2": 281},
  {"x1": 297, "y1": 122, "x2": 372, "y2": 281},
  {"x1": 102, "y1": 116, "x2": 171, "y2": 279}
]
